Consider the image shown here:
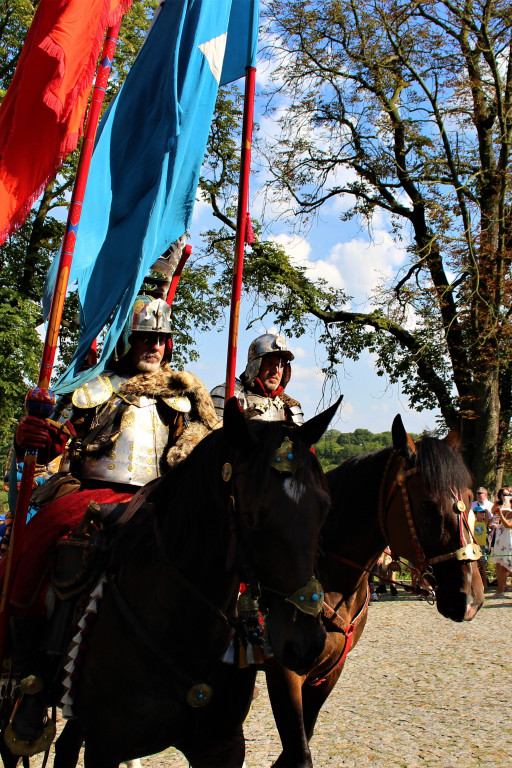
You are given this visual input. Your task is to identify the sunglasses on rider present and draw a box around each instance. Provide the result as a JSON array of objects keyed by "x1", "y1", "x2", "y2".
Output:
[{"x1": 132, "y1": 332, "x2": 168, "y2": 345}]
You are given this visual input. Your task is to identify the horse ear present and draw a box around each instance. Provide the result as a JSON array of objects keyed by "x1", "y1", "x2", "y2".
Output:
[
  {"x1": 444, "y1": 417, "x2": 462, "y2": 448},
  {"x1": 295, "y1": 396, "x2": 343, "y2": 448},
  {"x1": 222, "y1": 397, "x2": 256, "y2": 450},
  {"x1": 392, "y1": 414, "x2": 416, "y2": 458}
]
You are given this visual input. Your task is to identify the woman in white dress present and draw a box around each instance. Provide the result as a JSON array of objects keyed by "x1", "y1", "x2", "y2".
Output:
[{"x1": 491, "y1": 487, "x2": 512, "y2": 597}]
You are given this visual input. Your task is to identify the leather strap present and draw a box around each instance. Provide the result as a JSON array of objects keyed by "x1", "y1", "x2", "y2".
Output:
[{"x1": 307, "y1": 586, "x2": 370, "y2": 686}]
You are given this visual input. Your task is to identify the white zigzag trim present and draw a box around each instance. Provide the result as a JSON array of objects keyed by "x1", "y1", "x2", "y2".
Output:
[{"x1": 60, "y1": 573, "x2": 107, "y2": 718}]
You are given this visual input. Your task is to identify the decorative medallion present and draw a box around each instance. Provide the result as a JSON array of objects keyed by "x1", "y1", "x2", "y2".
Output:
[
  {"x1": 396, "y1": 470, "x2": 406, "y2": 486},
  {"x1": 271, "y1": 437, "x2": 298, "y2": 474},
  {"x1": 222, "y1": 462, "x2": 232, "y2": 482},
  {"x1": 186, "y1": 682, "x2": 213, "y2": 708}
]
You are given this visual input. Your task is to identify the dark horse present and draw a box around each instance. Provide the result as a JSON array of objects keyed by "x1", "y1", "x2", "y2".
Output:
[
  {"x1": 1, "y1": 397, "x2": 338, "y2": 768},
  {"x1": 265, "y1": 415, "x2": 485, "y2": 768}
]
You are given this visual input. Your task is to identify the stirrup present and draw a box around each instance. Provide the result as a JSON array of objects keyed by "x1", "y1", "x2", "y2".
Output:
[{"x1": 4, "y1": 675, "x2": 56, "y2": 757}]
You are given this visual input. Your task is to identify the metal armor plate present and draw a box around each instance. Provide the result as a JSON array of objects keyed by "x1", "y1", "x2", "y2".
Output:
[
  {"x1": 79, "y1": 396, "x2": 169, "y2": 486},
  {"x1": 210, "y1": 381, "x2": 289, "y2": 422},
  {"x1": 71, "y1": 375, "x2": 115, "y2": 408}
]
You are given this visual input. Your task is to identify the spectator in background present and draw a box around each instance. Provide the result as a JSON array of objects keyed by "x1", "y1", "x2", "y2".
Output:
[
  {"x1": 472, "y1": 487, "x2": 498, "y2": 549},
  {"x1": 490, "y1": 487, "x2": 512, "y2": 598},
  {"x1": 473, "y1": 506, "x2": 489, "y2": 590},
  {"x1": 471, "y1": 487, "x2": 493, "y2": 524}
]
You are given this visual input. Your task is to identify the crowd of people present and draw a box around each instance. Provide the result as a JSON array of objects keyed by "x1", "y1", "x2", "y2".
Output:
[{"x1": 471, "y1": 485, "x2": 512, "y2": 598}]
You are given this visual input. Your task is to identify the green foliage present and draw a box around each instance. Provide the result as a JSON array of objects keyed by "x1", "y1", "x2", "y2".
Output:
[
  {"x1": 315, "y1": 427, "x2": 420, "y2": 471},
  {"x1": 0, "y1": 286, "x2": 42, "y2": 459}
]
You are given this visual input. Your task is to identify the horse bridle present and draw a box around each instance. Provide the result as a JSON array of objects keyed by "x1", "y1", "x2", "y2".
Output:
[
  {"x1": 222, "y1": 437, "x2": 326, "y2": 619},
  {"x1": 378, "y1": 451, "x2": 481, "y2": 584}
]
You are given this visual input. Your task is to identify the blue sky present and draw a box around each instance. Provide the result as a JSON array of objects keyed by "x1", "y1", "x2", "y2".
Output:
[{"x1": 184, "y1": 54, "x2": 440, "y2": 436}]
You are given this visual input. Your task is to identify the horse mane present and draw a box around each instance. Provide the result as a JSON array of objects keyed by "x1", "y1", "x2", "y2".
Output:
[
  {"x1": 110, "y1": 418, "x2": 320, "y2": 566},
  {"x1": 414, "y1": 436, "x2": 472, "y2": 502}
]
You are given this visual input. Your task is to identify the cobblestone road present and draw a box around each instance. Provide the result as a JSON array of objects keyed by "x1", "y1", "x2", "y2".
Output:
[{"x1": 36, "y1": 591, "x2": 512, "y2": 768}]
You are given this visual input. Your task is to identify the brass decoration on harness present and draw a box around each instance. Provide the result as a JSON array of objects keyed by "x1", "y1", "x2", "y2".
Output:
[
  {"x1": 186, "y1": 682, "x2": 213, "y2": 708},
  {"x1": 286, "y1": 577, "x2": 324, "y2": 618},
  {"x1": 271, "y1": 437, "x2": 297, "y2": 475}
]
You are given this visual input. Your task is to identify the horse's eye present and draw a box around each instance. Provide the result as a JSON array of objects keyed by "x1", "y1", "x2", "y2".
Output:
[{"x1": 421, "y1": 500, "x2": 438, "y2": 516}]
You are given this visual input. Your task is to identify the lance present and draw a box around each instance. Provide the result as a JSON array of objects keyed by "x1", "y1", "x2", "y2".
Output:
[
  {"x1": 224, "y1": 65, "x2": 257, "y2": 400},
  {"x1": 0, "y1": 22, "x2": 123, "y2": 664}
]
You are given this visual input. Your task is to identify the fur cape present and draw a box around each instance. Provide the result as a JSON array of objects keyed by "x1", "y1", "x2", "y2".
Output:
[{"x1": 118, "y1": 365, "x2": 218, "y2": 469}]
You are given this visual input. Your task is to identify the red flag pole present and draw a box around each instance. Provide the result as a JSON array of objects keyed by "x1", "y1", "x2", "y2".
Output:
[
  {"x1": 224, "y1": 66, "x2": 256, "y2": 401},
  {"x1": 166, "y1": 244, "x2": 193, "y2": 307},
  {"x1": 0, "y1": 22, "x2": 122, "y2": 663}
]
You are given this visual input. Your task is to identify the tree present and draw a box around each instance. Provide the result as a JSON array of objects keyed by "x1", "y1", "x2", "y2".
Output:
[{"x1": 262, "y1": 0, "x2": 512, "y2": 491}]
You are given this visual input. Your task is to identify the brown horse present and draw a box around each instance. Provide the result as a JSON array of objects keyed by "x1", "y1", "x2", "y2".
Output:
[
  {"x1": 21, "y1": 397, "x2": 337, "y2": 768},
  {"x1": 265, "y1": 415, "x2": 484, "y2": 768}
]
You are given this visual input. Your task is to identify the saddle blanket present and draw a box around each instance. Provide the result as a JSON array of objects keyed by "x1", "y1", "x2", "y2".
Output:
[{"x1": 0, "y1": 489, "x2": 132, "y2": 616}]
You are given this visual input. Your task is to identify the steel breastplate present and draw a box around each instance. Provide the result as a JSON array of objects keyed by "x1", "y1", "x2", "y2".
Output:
[
  {"x1": 78, "y1": 396, "x2": 169, "y2": 487},
  {"x1": 210, "y1": 381, "x2": 288, "y2": 422},
  {"x1": 242, "y1": 391, "x2": 289, "y2": 422}
]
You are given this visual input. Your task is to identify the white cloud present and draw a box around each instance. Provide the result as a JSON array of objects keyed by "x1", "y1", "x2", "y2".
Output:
[
  {"x1": 269, "y1": 233, "x2": 345, "y2": 290},
  {"x1": 292, "y1": 346, "x2": 307, "y2": 359},
  {"x1": 192, "y1": 189, "x2": 210, "y2": 223},
  {"x1": 329, "y1": 230, "x2": 406, "y2": 299},
  {"x1": 370, "y1": 403, "x2": 390, "y2": 413},
  {"x1": 289, "y1": 363, "x2": 324, "y2": 384}
]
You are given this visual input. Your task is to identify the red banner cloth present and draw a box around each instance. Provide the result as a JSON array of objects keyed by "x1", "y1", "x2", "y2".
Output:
[
  {"x1": 0, "y1": 488, "x2": 132, "y2": 616},
  {"x1": 0, "y1": 0, "x2": 132, "y2": 245}
]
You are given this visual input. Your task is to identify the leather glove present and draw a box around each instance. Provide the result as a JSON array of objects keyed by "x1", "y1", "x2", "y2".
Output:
[{"x1": 14, "y1": 416, "x2": 75, "y2": 463}]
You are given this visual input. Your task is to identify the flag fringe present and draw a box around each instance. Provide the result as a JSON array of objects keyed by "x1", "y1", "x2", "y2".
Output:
[
  {"x1": 40, "y1": 0, "x2": 133, "y2": 124},
  {"x1": 0, "y1": 171, "x2": 58, "y2": 247}
]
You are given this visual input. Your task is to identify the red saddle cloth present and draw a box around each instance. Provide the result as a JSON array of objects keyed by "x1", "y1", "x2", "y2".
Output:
[{"x1": 0, "y1": 489, "x2": 132, "y2": 616}]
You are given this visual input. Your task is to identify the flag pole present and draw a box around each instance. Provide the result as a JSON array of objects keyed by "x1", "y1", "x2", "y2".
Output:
[
  {"x1": 224, "y1": 65, "x2": 256, "y2": 401},
  {"x1": 166, "y1": 244, "x2": 193, "y2": 307},
  {"x1": 0, "y1": 22, "x2": 122, "y2": 664}
]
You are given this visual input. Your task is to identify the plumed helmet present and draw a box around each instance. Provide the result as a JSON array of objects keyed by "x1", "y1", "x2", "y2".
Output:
[
  {"x1": 243, "y1": 333, "x2": 294, "y2": 388},
  {"x1": 129, "y1": 295, "x2": 172, "y2": 334}
]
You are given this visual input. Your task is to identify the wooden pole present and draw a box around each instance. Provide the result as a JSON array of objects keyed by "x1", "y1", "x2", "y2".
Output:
[{"x1": 224, "y1": 66, "x2": 256, "y2": 401}]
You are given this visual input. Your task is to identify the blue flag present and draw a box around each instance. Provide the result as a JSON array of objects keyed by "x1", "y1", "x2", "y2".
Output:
[{"x1": 45, "y1": 0, "x2": 259, "y2": 392}]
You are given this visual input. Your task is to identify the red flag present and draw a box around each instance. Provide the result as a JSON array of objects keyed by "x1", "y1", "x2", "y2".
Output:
[{"x1": 0, "y1": 0, "x2": 132, "y2": 245}]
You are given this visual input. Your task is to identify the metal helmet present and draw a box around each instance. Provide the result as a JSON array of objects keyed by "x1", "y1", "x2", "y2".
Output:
[
  {"x1": 116, "y1": 295, "x2": 173, "y2": 361},
  {"x1": 129, "y1": 295, "x2": 172, "y2": 334},
  {"x1": 243, "y1": 333, "x2": 294, "y2": 388}
]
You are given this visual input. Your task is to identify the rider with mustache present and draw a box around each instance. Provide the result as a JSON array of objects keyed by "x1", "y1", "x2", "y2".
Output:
[
  {"x1": 210, "y1": 333, "x2": 303, "y2": 424},
  {"x1": 9, "y1": 294, "x2": 218, "y2": 754}
]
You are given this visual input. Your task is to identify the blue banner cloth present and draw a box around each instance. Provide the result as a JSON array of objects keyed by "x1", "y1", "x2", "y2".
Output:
[{"x1": 44, "y1": 0, "x2": 259, "y2": 392}]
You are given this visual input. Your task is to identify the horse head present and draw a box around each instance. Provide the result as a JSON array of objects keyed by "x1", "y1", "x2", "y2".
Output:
[
  {"x1": 222, "y1": 397, "x2": 342, "y2": 670},
  {"x1": 383, "y1": 414, "x2": 484, "y2": 621}
]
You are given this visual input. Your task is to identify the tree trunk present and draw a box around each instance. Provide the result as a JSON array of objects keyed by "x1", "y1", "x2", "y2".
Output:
[{"x1": 461, "y1": 371, "x2": 500, "y2": 496}]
